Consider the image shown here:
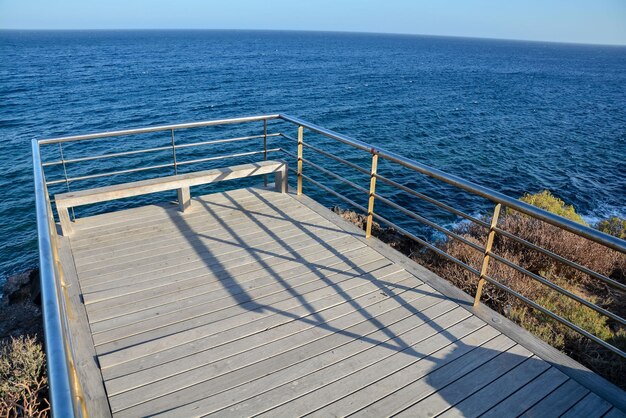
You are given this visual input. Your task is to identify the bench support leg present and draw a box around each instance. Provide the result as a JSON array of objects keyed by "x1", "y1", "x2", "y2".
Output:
[
  {"x1": 58, "y1": 207, "x2": 72, "y2": 236},
  {"x1": 275, "y1": 164, "x2": 288, "y2": 193},
  {"x1": 178, "y1": 187, "x2": 191, "y2": 212}
]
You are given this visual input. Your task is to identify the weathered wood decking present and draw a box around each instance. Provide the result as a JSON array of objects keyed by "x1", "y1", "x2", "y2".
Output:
[{"x1": 57, "y1": 187, "x2": 626, "y2": 417}]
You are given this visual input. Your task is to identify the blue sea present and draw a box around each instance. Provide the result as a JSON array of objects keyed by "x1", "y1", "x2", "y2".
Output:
[{"x1": 1, "y1": 30, "x2": 625, "y2": 284}]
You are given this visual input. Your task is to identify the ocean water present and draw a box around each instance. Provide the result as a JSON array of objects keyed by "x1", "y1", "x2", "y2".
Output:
[{"x1": 0, "y1": 30, "x2": 625, "y2": 283}]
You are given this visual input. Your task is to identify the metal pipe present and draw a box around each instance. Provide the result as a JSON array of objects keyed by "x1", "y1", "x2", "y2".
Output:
[
  {"x1": 375, "y1": 173, "x2": 489, "y2": 228},
  {"x1": 296, "y1": 170, "x2": 368, "y2": 214},
  {"x1": 171, "y1": 129, "x2": 178, "y2": 176},
  {"x1": 176, "y1": 149, "x2": 280, "y2": 167},
  {"x1": 488, "y1": 251, "x2": 626, "y2": 326},
  {"x1": 365, "y1": 153, "x2": 378, "y2": 238},
  {"x1": 32, "y1": 139, "x2": 76, "y2": 418},
  {"x1": 474, "y1": 203, "x2": 501, "y2": 306},
  {"x1": 38, "y1": 114, "x2": 281, "y2": 144},
  {"x1": 494, "y1": 226, "x2": 626, "y2": 292},
  {"x1": 373, "y1": 192, "x2": 484, "y2": 253},
  {"x1": 282, "y1": 149, "x2": 369, "y2": 195},
  {"x1": 481, "y1": 274, "x2": 626, "y2": 359},
  {"x1": 280, "y1": 133, "x2": 371, "y2": 176},
  {"x1": 263, "y1": 120, "x2": 268, "y2": 187},
  {"x1": 372, "y1": 212, "x2": 481, "y2": 277},
  {"x1": 42, "y1": 145, "x2": 173, "y2": 167},
  {"x1": 46, "y1": 162, "x2": 175, "y2": 185},
  {"x1": 279, "y1": 114, "x2": 626, "y2": 253}
]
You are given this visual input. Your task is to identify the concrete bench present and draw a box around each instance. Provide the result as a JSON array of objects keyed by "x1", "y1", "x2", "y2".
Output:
[{"x1": 55, "y1": 160, "x2": 288, "y2": 235}]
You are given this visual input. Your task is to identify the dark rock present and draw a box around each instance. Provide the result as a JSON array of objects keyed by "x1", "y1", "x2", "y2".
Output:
[{"x1": 0, "y1": 269, "x2": 43, "y2": 343}]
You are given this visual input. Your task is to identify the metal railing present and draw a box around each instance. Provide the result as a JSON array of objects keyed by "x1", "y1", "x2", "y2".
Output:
[
  {"x1": 278, "y1": 114, "x2": 626, "y2": 360},
  {"x1": 32, "y1": 140, "x2": 87, "y2": 418},
  {"x1": 34, "y1": 114, "x2": 626, "y2": 415}
]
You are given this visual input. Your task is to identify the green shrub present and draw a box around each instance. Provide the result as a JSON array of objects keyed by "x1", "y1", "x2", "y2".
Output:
[
  {"x1": 518, "y1": 190, "x2": 588, "y2": 225},
  {"x1": 597, "y1": 217, "x2": 626, "y2": 240},
  {"x1": 0, "y1": 335, "x2": 49, "y2": 417}
]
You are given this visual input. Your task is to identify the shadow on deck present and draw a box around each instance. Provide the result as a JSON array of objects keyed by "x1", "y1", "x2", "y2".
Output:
[{"x1": 59, "y1": 187, "x2": 626, "y2": 417}]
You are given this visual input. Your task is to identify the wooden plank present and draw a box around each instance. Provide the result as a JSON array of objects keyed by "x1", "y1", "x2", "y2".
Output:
[
  {"x1": 79, "y1": 223, "x2": 351, "y2": 295},
  {"x1": 56, "y1": 161, "x2": 286, "y2": 208},
  {"x1": 69, "y1": 192, "x2": 295, "y2": 249},
  {"x1": 604, "y1": 408, "x2": 626, "y2": 418},
  {"x1": 86, "y1": 244, "x2": 380, "y2": 324},
  {"x1": 89, "y1": 252, "x2": 390, "y2": 337},
  {"x1": 314, "y1": 332, "x2": 511, "y2": 418},
  {"x1": 117, "y1": 308, "x2": 480, "y2": 416},
  {"x1": 75, "y1": 210, "x2": 326, "y2": 275},
  {"x1": 100, "y1": 272, "x2": 428, "y2": 383},
  {"x1": 69, "y1": 187, "x2": 269, "y2": 231},
  {"x1": 480, "y1": 367, "x2": 569, "y2": 417},
  {"x1": 148, "y1": 314, "x2": 486, "y2": 417},
  {"x1": 431, "y1": 354, "x2": 550, "y2": 418},
  {"x1": 56, "y1": 236, "x2": 111, "y2": 416},
  {"x1": 96, "y1": 263, "x2": 409, "y2": 365},
  {"x1": 560, "y1": 392, "x2": 614, "y2": 418},
  {"x1": 107, "y1": 275, "x2": 433, "y2": 409},
  {"x1": 105, "y1": 278, "x2": 437, "y2": 396},
  {"x1": 294, "y1": 191, "x2": 626, "y2": 412},
  {"x1": 519, "y1": 379, "x2": 589, "y2": 417},
  {"x1": 81, "y1": 233, "x2": 359, "y2": 304},
  {"x1": 94, "y1": 264, "x2": 407, "y2": 354},
  {"x1": 73, "y1": 201, "x2": 328, "y2": 262}
]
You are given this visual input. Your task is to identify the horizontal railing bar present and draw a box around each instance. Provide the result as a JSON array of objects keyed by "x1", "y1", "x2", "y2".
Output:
[
  {"x1": 279, "y1": 114, "x2": 626, "y2": 253},
  {"x1": 372, "y1": 212, "x2": 482, "y2": 277},
  {"x1": 41, "y1": 133, "x2": 283, "y2": 167},
  {"x1": 177, "y1": 148, "x2": 281, "y2": 167},
  {"x1": 294, "y1": 169, "x2": 368, "y2": 214},
  {"x1": 280, "y1": 133, "x2": 370, "y2": 176},
  {"x1": 38, "y1": 114, "x2": 281, "y2": 144},
  {"x1": 42, "y1": 145, "x2": 173, "y2": 167},
  {"x1": 32, "y1": 139, "x2": 76, "y2": 417},
  {"x1": 45, "y1": 149, "x2": 282, "y2": 185},
  {"x1": 481, "y1": 274, "x2": 626, "y2": 359},
  {"x1": 488, "y1": 251, "x2": 626, "y2": 326},
  {"x1": 46, "y1": 163, "x2": 175, "y2": 185},
  {"x1": 494, "y1": 226, "x2": 626, "y2": 292},
  {"x1": 281, "y1": 149, "x2": 370, "y2": 195},
  {"x1": 174, "y1": 133, "x2": 281, "y2": 150},
  {"x1": 374, "y1": 192, "x2": 484, "y2": 253},
  {"x1": 375, "y1": 173, "x2": 490, "y2": 228}
]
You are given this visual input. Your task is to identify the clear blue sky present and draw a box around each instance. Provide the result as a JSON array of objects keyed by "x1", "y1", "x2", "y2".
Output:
[{"x1": 1, "y1": 0, "x2": 625, "y2": 45}]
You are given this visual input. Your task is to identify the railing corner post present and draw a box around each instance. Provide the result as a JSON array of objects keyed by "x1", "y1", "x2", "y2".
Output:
[
  {"x1": 474, "y1": 202, "x2": 501, "y2": 306},
  {"x1": 297, "y1": 125, "x2": 304, "y2": 196},
  {"x1": 365, "y1": 151, "x2": 379, "y2": 238}
]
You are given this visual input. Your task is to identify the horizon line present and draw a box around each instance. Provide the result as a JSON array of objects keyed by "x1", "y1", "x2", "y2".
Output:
[{"x1": 1, "y1": 28, "x2": 625, "y2": 47}]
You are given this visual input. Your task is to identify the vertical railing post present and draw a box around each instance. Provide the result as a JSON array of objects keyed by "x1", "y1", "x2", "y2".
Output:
[
  {"x1": 474, "y1": 203, "x2": 502, "y2": 306},
  {"x1": 58, "y1": 143, "x2": 75, "y2": 221},
  {"x1": 365, "y1": 150, "x2": 379, "y2": 238},
  {"x1": 171, "y1": 129, "x2": 178, "y2": 175},
  {"x1": 297, "y1": 125, "x2": 304, "y2": 195},
  {"x1": 263, "y1": 119, "x2": 268, "y2": 187}
]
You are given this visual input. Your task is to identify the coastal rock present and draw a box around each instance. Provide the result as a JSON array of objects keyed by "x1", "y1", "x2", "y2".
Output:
[{"x1": 0, "y1": 269, "x2": 43, "y2": 342}]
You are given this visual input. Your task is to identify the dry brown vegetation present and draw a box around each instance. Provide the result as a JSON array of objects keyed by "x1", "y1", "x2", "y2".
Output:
[
  {"x1": 333, "y1": 192, "x2": 626, "y2": 389},
  {"x1": 0, "y1": 336, "x2": 49, "y2": 418}
]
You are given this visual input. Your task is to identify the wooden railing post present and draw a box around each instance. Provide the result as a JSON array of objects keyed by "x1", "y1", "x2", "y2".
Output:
[
  {"x1": 474, "y1": 203, "x2": 501, "y2": 306},
  {"x1": 365, "y1": 150, "x2": 379, "y2": 238},
  {"x1": 297, "y1": 125, "x2": 303, "y2": 195}
]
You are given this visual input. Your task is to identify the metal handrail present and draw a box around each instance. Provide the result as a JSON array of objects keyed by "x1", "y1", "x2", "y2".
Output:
[
  {"x1": 278, "y1": 114, "x2": 626, "y2": 254},
  {"x1": 32, "y1": 139, "x2": 78, "y2": 418},
  {"x1": 277, "y1": 113, "x2": 626, "y2": 359},
  {"x1": 34, "y1": 112, "x2": 626, "y2": 417}
]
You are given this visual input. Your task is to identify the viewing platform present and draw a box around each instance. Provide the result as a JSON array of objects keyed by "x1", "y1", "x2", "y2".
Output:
[{"x1": 33, "y1": 115, "x2": 626, "y2": 417}]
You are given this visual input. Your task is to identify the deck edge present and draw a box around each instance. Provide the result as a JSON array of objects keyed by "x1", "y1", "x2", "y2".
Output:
[{"x1": 291, "y1": 189, "x2": 626, "y2": 413}]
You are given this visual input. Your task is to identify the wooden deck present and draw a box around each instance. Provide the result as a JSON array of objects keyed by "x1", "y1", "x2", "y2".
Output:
[{"x1": 57, "y1": 187, "x2": 626, "y2": 417}]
